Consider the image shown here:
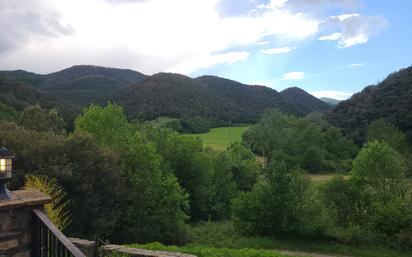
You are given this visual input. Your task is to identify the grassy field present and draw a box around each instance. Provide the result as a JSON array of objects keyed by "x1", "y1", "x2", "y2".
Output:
[
  {"x1": 186, "y1": 126, "x2": 249, "y2": 151},
  {"x1": 186, "y1": 221, "x2": 412, "y2": 257},
  {"x1": 128, "y1": 242, "x2": 301, "y2": 257}
]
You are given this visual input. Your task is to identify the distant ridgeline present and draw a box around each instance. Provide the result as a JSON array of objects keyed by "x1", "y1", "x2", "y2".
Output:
[
  {"x1": 2, "y1": 64, "x2": 412, "y2": 137},
  {"x1": 1, "y1": 64, "x2": 412, "y2": 138},
  {"x1": 113, "y1": 73, "x2": 330, "y2": 124},
  {"x1": 0, "y1": 65, "x2": 146, "y2": 107},
  {"x1": 0, "y1": 65, "x2": 331, "y2": 132},
  {"x1": 327, "y1": 66, "x2": 412, "y2": 144}
]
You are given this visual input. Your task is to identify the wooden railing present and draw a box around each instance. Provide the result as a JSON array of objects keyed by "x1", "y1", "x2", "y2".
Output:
[{"x1": 31, "y1": 209, "x2": 86, "y2": 257}]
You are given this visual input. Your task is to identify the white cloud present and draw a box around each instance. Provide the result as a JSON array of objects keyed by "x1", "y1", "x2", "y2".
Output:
[
  {"x1": 166, "y1": 51, "x2": 250, "y2": 74},
  {"x1": 255, "y1": 41, "x2": 271, "y2": 45},
  {"x1": 282, "y1": 0, "x2": 360, "y2": 12},
  {"x1": 332, "y1": 13, "x2": 360, "y2": 21},
  {"x1": 310, "y1": 90, "x2": 352, "y2": 100},
  {"x1": 0, "y1": 0, "x2": 319, "y2": 74},
  {"x1": 347, "y1": 63, "x2": 363, "y2": 68},
  {"x1": 0, "y1": 0, "x2": 389, "y2": 73},
  {"x1": 260, "y1": 46, "x2": 294, "y2": 55},
  {"x1": 318, "y1": 32, "x2": 341, "y2": 41},
  {"x1": 318, "y1": 13, "x2": 388, "y2": 48},
  {"x1": 0, "y1": 0, "x2": 73, "y2": 53},
  {"x1": 282, "y1": 71, "x2": 304, "y2": 80}
]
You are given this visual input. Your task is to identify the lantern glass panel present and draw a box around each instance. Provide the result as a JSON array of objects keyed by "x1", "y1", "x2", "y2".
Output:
[
  {"x1": 6, "y1": 159, "x2": 12, "y2": 172},
  {"x1": 0, "y1": 159, "x2": 5, "y2": 172}
]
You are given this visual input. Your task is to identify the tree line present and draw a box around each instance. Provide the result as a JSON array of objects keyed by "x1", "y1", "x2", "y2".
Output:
[
  {"x1": 234, "y1": 110, "x2": 412, "y2": 249},
  {"x1": 0, "y1": 102, "x2": 411, "y2": 250},
  {"x1": 0, "y1": 103, "x2": 259, "y2": 244}
]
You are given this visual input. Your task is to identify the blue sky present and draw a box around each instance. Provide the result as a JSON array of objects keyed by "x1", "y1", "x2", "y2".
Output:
[
  {"x1": 189, "y1": 0, "x2": 412, "y2": 99},
  {"x1": 0, "y1": 0, "x2": 411, "y2": 99}
]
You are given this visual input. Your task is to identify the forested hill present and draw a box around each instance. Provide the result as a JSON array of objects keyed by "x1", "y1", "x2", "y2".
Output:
[
  {"x1": 113, "y1": 73, "x2": 314, "y2": 124},
  {"x1": 280, "y1": 87, "x2": 331, "y2": 115},
  {"x1": 196, "y1": 75, "x2": 296, "y2": 117},
  {"x1": 113, "y1": 73, "x2": 243, "y2": 122},
  {"x1": 0, "y1": 76, "x2": 78, "y2": 123},
  {"x1": 328, "y1": 66, "x2": 412, "y2": 144},
  {"x1": 1, "y1": 65, "x2": 332, "y2": 126},
  {"x1": 0, "y1": 65, "x2": 146, "y2": 106}
]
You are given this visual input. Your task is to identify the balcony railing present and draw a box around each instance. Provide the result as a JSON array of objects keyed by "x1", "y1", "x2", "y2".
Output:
[{"x1": 31, "y1": 208, "x2": 86, "y2": 257}]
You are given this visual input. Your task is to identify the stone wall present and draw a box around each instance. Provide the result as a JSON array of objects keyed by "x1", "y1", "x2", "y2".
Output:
[
  {"x1": 0, "y1": 190, "x2": 51, "y2": 257},
  {"x1": 100, "y1": 245, "x2": 197, "y2": 257},
  {"x1": 70, "y1": 238, "x2": 96, "y2": 257},
  {"x1": 69, "y1": 238, "x2": 198, "y2": 257},
  {"x1": 0, "y1": 207, "x2": 32, "y2": 257}
]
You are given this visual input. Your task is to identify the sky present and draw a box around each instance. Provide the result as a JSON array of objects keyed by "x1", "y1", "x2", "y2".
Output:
[{"x1": 0, "y1": 0, "x2": 411, "y2": 99}]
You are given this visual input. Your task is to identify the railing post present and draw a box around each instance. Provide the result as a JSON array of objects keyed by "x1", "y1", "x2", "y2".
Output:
[{"x1": 32, "y1": 209, "x2": 86, "y2": 257}]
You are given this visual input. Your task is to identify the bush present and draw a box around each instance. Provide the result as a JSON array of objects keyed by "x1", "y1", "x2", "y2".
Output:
[
  {"x1": 180, "y1": 116, "x2": 211, "y2": 133},
  {"x1": 232, "y1": 162, "x2": 325, "y2": 238},
  {"x1": 335, "y1": 225, "x2": 378, "y2": 246}
]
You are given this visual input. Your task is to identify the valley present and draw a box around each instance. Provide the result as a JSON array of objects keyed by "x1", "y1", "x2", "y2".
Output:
[
  {"x1": 1, "y1": 65, "x2": 411, "y2": 257},
  {"x1": 2, "y1": 2, "x2": 411, "y2": 257}
]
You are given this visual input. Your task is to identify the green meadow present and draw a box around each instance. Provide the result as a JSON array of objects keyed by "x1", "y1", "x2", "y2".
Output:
[{"x1": 186, "y1": 126, "x2": 249, "y2": 151}]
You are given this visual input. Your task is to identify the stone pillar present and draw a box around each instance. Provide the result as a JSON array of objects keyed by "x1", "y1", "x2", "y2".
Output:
[
  {"x1": 69, "y1": 238, "x2": 96, "y2": 257},
  {"x1": 0, "y1": 189, "x2": 51, "y2": 257}
]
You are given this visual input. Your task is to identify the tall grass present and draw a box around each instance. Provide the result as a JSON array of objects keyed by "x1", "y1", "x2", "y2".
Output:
[{"x1": 24, "y1": 174, "x2": 71, "y2": 230}]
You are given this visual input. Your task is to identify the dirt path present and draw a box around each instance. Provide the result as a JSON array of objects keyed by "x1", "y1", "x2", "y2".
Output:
[{"x1": 277, "y1": 249, "x2": 352, "y2": 257}]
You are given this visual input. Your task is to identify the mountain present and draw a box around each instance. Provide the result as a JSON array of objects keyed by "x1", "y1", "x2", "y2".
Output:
[
  {"x1": 1, "y1": 65, "x2": 335, "y2": 126},
  {"x1": 328, "y1": 66, "x2": 412, "y2": 144},
  {"x1": 0, "y1": 75, "x2": 78, "y2": 123},
  {"x1": 0, "y1": 65, "x2": 146, "y2": 106},
  {"x1": 196, "y1": 75, "x2": 296, "y2": 117},
  {"x1": 0, "y1": 70, "x2": 46, "y2": 87},
  {"x1": 280, "y1": 87, "x2": 331, "y2": 115},
  {"x1": 113, "y1": 73, "x2": 299, "y2": 124},
  {"x1": 320, "y1": 97, "x2": 340, "y2": 106}
]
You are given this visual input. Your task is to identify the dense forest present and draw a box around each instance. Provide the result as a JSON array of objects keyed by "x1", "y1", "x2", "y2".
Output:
[
  {"x1": 114, "y1": 73, "x2": 330, "y2": 125},
  {"x1": 0, "y1": 75, "x2": 79, "y2": 124},
  {"x1": 0, "y1": 65, "x2": 330, "y2": 132},
  {"x1": 0, "y1": 65, "x2": 411, "y2": 256},
  {"x1": 280, "y1": 87, "x2": 330, "y2": 115},
  {"x1": 328, "y1": 66, "x2": 412, "y2": 144},
  {"x1": 1, "y1": 102, "x2": 411, "y2": 251},
  {"x1": 0, "y1": 65, "x2": 146, "y2": 106},
  {"x1": 243, "y1": 110, "x2": 358, "y2": 172}
]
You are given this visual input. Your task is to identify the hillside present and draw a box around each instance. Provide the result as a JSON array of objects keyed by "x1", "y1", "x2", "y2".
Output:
[
  {"x1": 320, "y1": 97, "x2": 340, "y2": 106},
  {"x1": 0, "y1": 65, "x2": 146, "y2": 106},
  {"x1": 280, "y1": 87, "x2": 331, "y2": 115},
  {"x1": 0, "y1": 75, "x2": 78, "y2": 122},
  {"x1": 196, "y1": 76, "x2": 296, "y2": 118},
  {"x1": 113, "y1": 73, "x2": 304, "y2": 124},
  {"x1": 113, "y1": 73, "x2": 240, "y2": 122},
  {"x1": 328, "y1": 66, "x2": 412, "y2": 144},
  {"x1": 0, "y1": 70, "x2": 46, "y2": 87},
  {"x1": 1, "y1": 65, "x2": 334, "y2": 125}
]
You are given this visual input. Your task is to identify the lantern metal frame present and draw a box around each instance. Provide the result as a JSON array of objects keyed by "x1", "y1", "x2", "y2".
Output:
[{"x1": 0, "y1": 146, "x2": 14, "y2": 200}]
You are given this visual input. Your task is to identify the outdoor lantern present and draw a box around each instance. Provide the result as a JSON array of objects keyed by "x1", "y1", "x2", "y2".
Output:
[{"x1": 0, "y1": 146, "x2": 14, "y2": 200}]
